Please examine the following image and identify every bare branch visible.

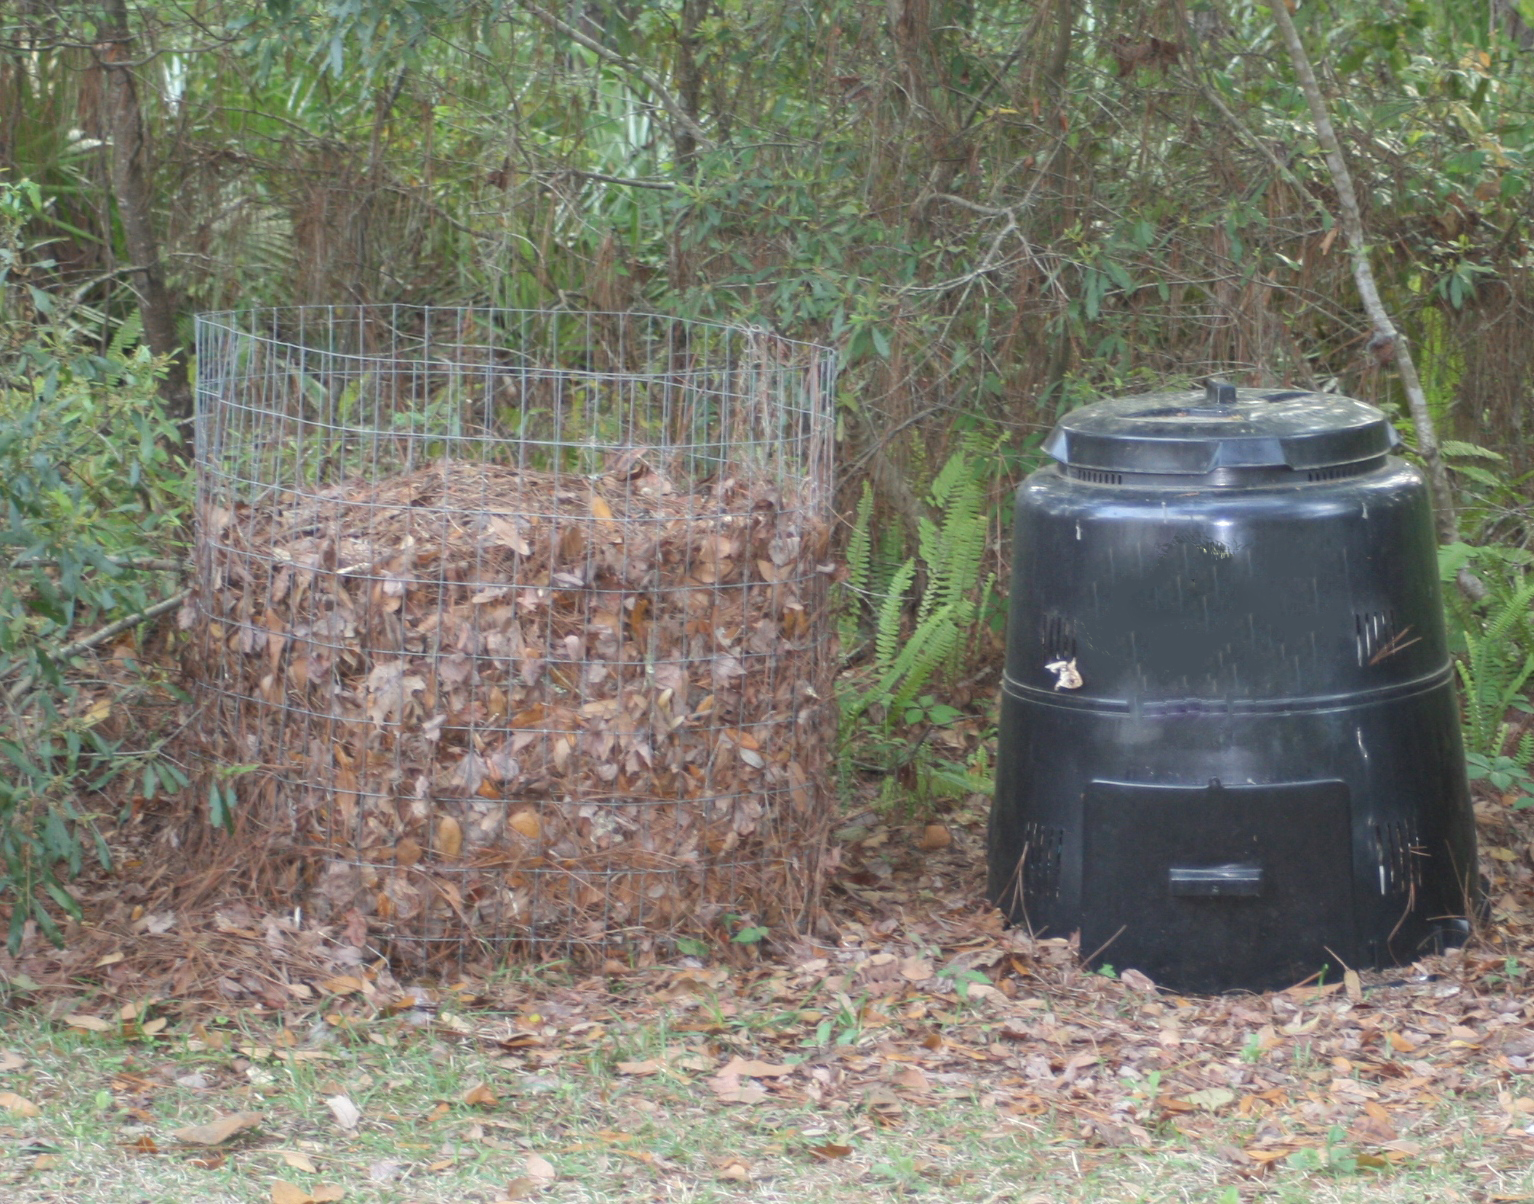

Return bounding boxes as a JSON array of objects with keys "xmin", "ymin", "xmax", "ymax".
[
  {"xmin": 5, "ymin": 589, "xmax": 191, "ymax": 704},
  {"xmin": 519, "ymin": 2, "xmax": 714, "ymax": 155}
]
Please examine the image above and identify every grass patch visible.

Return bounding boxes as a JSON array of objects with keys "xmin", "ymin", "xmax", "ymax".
[{"xmin": 2, "ymin": 962, "xmax": 1533, "ymax": 1203}]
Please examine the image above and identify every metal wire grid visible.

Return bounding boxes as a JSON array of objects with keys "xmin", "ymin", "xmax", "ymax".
[{"xmin": 192, "ymin": 307, "xmax": 836, "ymax": 960}]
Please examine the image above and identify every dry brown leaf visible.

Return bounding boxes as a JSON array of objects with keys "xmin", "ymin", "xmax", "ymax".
[
  {"xmin": 809, "ymin": 1143, "xmax": 852, "ymax": 1160},
  {"xmin": 320, "ymin": 976, "xmax": 367, "ymax": 996},
  {"xmin": 1120, "ymin": 967, "xmax": 1157, "ymax": 992},
  {"xmin": 893, "ymin": 1066, "xmax": 930, "ymax": 1091},
  {"xmin": 1344, "ymin": 968, "xmax": 1363, "ymax": 1003},
  {"xmin": 500, "ymin": 1179, "xmax": 540, "ymax": 1201},
  {"xmin": 615, "ymin": 1059, "xmax": 663, "ymax": 1077},
  {"xmin": 0, "ymin": 1050, "xmax": 25, "ymax": 1072},
  {"xmin": 525, "ymin": 1153, "xmax": 556, "ymax": 1183},
  {"xmin": 899, "ymin": 957, "xmax": 934, "ymax": 982},
  {"xmin": 463, "ymin": 1082, "xmax": 498, "ymax": 1107},
  {"xmin": 172, "ymin": 1111, "xmax": 264, "ymax": 1145},
  {"xmin": 508, "ymin": 809, "xmax": 542, "ymax": 840},
  {"xmin": 271, "ymin": 1177, "xmax": 344, "ymax": 1203},
  {"xmin": 708, "ymin": 1072, "xmax": 767, "ymax": 1105},
  {"xmin": 716, "ymin": 1158, "xmax": 751, "ymax": 1181},
  {"xmin": 437, "ymin": 815, "xmax": 464, "ymax": 858},
  {"xmin": 325, "ymin": 1095, "xmax": 362, "ymax": 1130},
  {"xmin": 280, "ymin": 1150, "xmax": 318, "ymax": 1173},
  {"xmin": 718, "ymin": 1056, "xmax": 791, "ymax": 1078},
  {"xmin": 0, "ymin": 1091, "xmax": 40, "ymax": 1118},
  {"xmin": 272, "ymin": 1183, "xmax": 310, "ymax": 1204},
  {"xmin": 64, "ymin": 1014, "xmax": 113, "ymax": 1033},
  {"xmin": 1184, "ymin": 1087, "xmax": 1236, "ymax": 1111},
  {"xmin": 916, "ymin": 823, "xmax": 952, "ymax": 851}
]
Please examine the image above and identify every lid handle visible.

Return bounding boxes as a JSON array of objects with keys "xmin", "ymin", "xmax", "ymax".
[{"xmin": 1204, "ymin": 378, "xmax": 1237, "ymax": 407}]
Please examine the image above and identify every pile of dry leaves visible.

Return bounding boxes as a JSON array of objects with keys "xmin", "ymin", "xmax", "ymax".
[{"xmin": 188, "ymin": 456, "xmax": 834, "ymax": 963}]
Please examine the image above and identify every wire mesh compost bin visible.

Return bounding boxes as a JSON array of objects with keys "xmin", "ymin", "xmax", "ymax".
[
  {"xmin": 988, "ymin": 381, "xmax": 1479, "ymax": 994},
  {"xmin": 191, "ymin": 307, "xmax": 836, "ymax": 963}
]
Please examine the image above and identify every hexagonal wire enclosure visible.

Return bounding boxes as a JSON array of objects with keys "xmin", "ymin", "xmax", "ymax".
[{"xmin": 191, "ymin": 307, "xmax": 837, "ymax": 966}]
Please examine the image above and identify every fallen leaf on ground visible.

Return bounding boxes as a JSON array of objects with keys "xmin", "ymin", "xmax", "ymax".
[
  {"xmin": 463, "ymin": 1083, "xmax": 497, "ymax": 1107},
  {"xmin": 499, "ymin": 1180, "xmax": 539, "ymax": 1202},
  {"xmin": 615, "ymin": 1059, "xmax": 663, "ymax": 1076},
  {"xmin": 525, "ymin": 1153, "xmax": 556, "ymax": 1183},
  {"xmin": 368, "ymin": 1160, "xmax": 404, "ymax": 1183},
  {"xmin": 718, "ymin": 1056, "xmax": 791, "ymax": 1078},
  {"xmin": 899, "ymin": 957, "xmax": 934, "ymax": 981},
  {"xmin": 708, "ymin": 1072, "xmax": 767, "ymax": 1105},
  {"xmin": 273, "ymin": 1182, "xmax": 345, "ymax": 1204},
  {"xmin": 1120, "ymin": 967, "xmax": 1157, "ymax": 992},
  {"xmin": 63, "ymin": 1014, "xmax": 113, "ymax": 1033},
  {"xmin": 325, "ymin": 1095, "xmax": 361, "ymax": 1130},
  {"xmin": 0, "ymin": 1051, "xmax": 25, "ymax": 1071},
  {"xmin": 809, "ymin": 1143, "xmax": 852, "ymax": 1160},
  {"xmin": 0, "ymin": 1091, "xmax": 40, "ymax": 1117},
  {"xmin": 716, "ymin": 1158, "xmax": 751, "ymax": 1181},
  {"xmin": 917, "ymin": 823, "xmax": 952, "ymax": 851},
  {"xmin": 1184, "ymin": 1088, "xmax": 1236, "ymax": 1112},
  {"xmin": 172, "ymin": 1111, "xmax": 264, "ymax": 1145},
  {"xmin": 279, "ymin": 1150, "xmax": 317, "ymax": 1173}
]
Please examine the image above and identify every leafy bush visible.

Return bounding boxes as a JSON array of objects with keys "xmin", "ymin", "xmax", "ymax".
[{"xmin": 0, "ymin": 177, "xmax": 192, "ymax": 951}]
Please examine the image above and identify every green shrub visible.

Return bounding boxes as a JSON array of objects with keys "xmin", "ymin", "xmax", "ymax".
[{"xmin": 0, "ymin": 177, "xmax": 192, "ymax": 950}]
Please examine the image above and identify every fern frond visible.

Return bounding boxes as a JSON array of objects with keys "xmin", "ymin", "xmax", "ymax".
[
  {"xmin": 106, "ymin": 312, "xmax": 143, "ymax": 362},
  {"xmin": 846, "ymin": 482, "xmax": 874, "ymax": 599},
  {"xmin": 874, "ymin": 558, "xmax": 916, "ymax": 672}
]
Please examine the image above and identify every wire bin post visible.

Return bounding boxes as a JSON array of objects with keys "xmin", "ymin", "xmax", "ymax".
[{"xmin": 190, "ymin": 307, "xmax": 837, "ymax": 967}]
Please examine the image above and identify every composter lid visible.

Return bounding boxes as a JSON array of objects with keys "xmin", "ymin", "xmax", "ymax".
[{"xmin": 1042, "ymin": 382, "xmax": 1402, "ymax": 476}]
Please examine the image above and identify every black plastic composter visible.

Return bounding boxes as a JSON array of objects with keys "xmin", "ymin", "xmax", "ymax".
[{"xmin": 987, "ymin": 381, "xmax": 1479, "ymax": 994}]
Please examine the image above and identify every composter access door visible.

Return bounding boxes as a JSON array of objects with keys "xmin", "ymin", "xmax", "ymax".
[{"xmin": 1080, "ymin": 779, "xmax": 1356, "ymax": 994}]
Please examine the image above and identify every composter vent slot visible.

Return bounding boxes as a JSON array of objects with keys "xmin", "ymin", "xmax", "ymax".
[
  {"xmin": 1068, "ymin": 466, "xmax": 1124, "ymax": 485},
  {"xmin": 1372, "ymin": 820, "xmax": 1420, "ymax": 897},
  {"xmin": 1041, "ymin": 613, "xmax": 1077, "ymax": 662},
  {"xmin": 1019, "ymin": 822, "xmax": 1065, "ymax": 905},
  {"xmin": 1355, "ymin": 610, "xmax": 1397, "ymax": 666},
  {"xmin": 1307, "ymin": 463, "xmax": 1371, "ymax": 483}
]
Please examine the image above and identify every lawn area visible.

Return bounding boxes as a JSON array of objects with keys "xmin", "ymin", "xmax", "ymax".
[{"xmin": 3, "ymin": 801, "xmax": 1534, "ymax": 1203}]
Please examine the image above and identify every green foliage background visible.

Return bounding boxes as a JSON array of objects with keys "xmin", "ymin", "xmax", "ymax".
[{"xmin": 8, "ymin": 0, "xmax": 1534, "ymax": 924}]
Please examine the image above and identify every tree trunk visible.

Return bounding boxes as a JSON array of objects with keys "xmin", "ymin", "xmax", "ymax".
[
  {"xmin": 673, "ymin": 0, "xmax": 705, "ymax": 172},
  {"xmin": 1270, "ymin": 0, "xmax": 1456, "ymax": 541},
  {"xmin": 100, "ymin": 0, "xmax": 192, "ymax": 426}
]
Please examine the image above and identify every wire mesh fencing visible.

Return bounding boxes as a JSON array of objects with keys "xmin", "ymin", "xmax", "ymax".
[{"xmin": 190, "ymin": 307, "xmax": 837, "ymax": 966}]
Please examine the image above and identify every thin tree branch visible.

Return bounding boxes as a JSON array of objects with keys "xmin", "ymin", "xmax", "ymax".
[
  {"xmin": 9, "ymin": 555, "xmax": 185, "ymax": 573},
  {"xmin": 1270, "ymin": 0, "xmax": 1456, "ymax": 541},
  {"xmin": 518, "ymin": 1, "xmax": 715, "ymax": 155},
  {"xmin": 5, "ymin": 588, "xmax": 190, "ymax": 704}
]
